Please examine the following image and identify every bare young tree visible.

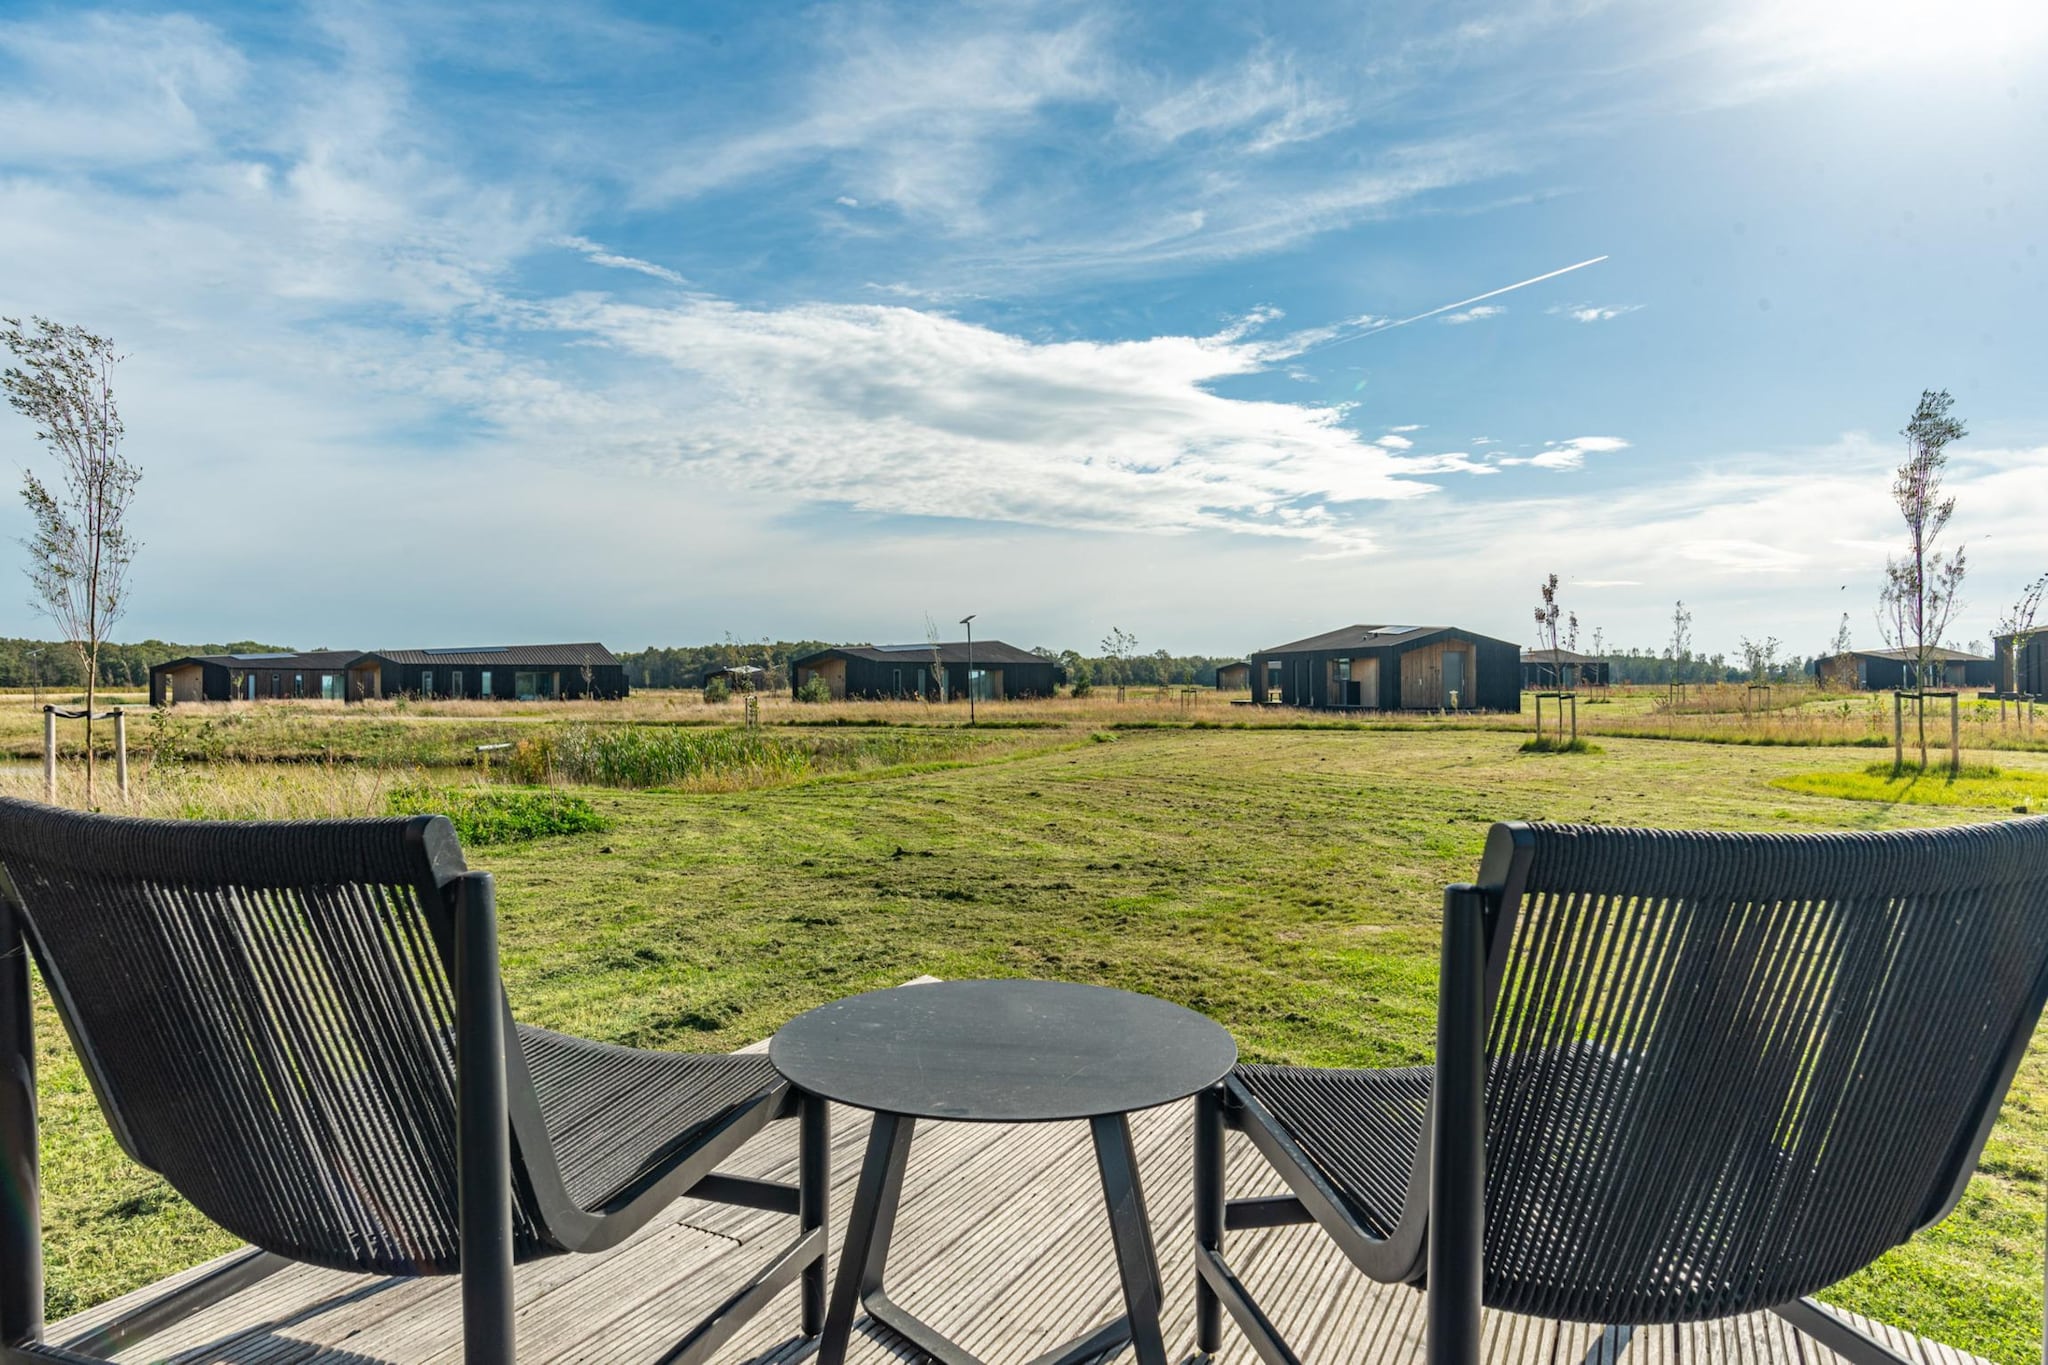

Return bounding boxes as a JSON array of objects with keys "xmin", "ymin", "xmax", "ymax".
[
  {"xmin": 1666, "ymin": 600, "xmax": 1692, "ymax": 689},
  {"xmin": 3, "ymin": 317, "xmax": 142, "ymax": 802},
  {"xmin": 1101, "ymin": 625, "xmax": 1138, "ymax": 701},
  {"xmin": 1877, "ymin": 389, "xmax": 1968, "ymax": 767},
  {"xmin": 1532, "ymin": 574, "xmax": 1565, "ymax": 738},
  {"xmin": 923, "ymin": 613, "xmax": 947, "ymax": 702}
]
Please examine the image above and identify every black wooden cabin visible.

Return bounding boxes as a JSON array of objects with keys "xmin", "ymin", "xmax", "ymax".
[
  {"xmin": 354, "ymin": 644, "xmax": 628, "ymax": 700},
  {"xmin": 1249, "ymin": 624, "xmax": 1521, "ymax": 712},
  {"xmin": 790, "ymin": 641, "xmax": 1060, "ymax": 701},
  {"xmin": 150, "ymin": 650, "xmax": 367, "ymax": 705},
  {"xmin": 1996, "ymin": 633, "xmax": 2047, "ymax": 697},
  {"xmin": 1808, "ymin": 647, "xmax": 1996, "ymax": 691}
]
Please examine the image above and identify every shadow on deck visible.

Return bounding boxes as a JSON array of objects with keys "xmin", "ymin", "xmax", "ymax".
[{"xmin": 48, "ymin": 1092, "xmax": 1989, "ymax": 1365}]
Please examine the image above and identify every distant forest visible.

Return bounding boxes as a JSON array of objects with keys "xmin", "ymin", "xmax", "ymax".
[{"xmin": 0, "ymin": 638, "xmax": 288, "ymax": 689}]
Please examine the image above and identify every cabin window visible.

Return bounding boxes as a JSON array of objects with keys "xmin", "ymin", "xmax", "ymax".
[
  {"xmin": 320, "ymin": 673, "xmax": 339, "ymax": 700},
  {"xmin": 480, "ymin": 670, "xmax": 493, "ymax": 696},
  {"xmin": 969, "ymin": 669, "xmax": 995, "ymax": 702},
  {"xmin": 516, "ymin": 671, "xmax": 554, "ymax": 700},
  {"xmin": 293, "ymin": 672, "xmax": 305, "ymax": 698},
  {"xmin": 451, "ymin": 670, "xmax": 464, "ymax": 698},
  {"xmin": 421, "ymin": 670, "xmax": 434, "ymax": 696},
  {"xmin": 893, "ymin": 667, "xmax": 902, "ymax": 695}
]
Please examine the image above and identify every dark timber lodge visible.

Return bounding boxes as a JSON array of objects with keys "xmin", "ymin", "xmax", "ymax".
[
  {"xmin": 148, "ymin": 643, "xmax": 627, "ymax": 704},
  {"xmin": 790, "ymin": 641, "xmax": 1060, "ymax": 701},
  {"xmin": 1250, "ymin": 623, "xmax": 1521, "ymax": 711}
]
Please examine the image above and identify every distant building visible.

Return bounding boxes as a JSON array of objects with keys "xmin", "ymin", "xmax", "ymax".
[
  {"xmin": 150, "ymin": 650, "xmax": 364, "ymax": 705},
  {"xmin": 790, "ymin": 641, "xmax": 1060, "ymax": 701},
  {"xmin": 1520, "ymin": 648, "xmax": 1612, "ymax": 690},
  {"xmin": 149, "ymin": 642, "xmax": 628, "ymax": 704},
  {"xmin": 1214, "ymin": 661, "xmax": 1252, "ymax": 691},
  {"xmin": 1995, "ymin": 632, "xmax": 2047, "ymax": 697},
  {"xmin": 1808, "ymin": 647, "xmax": 1996, "ymax": 691},
  {"xmin": 1249, "ymin": 624, "xmax": 1521, "ymax": 712}
]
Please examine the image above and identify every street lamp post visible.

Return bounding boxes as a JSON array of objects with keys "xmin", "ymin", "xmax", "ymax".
[{"xmin": 960, "ymin": 614, "xmax": 977, "ymax": 725}]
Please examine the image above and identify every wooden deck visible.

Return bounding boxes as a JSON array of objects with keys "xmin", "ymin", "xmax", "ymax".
[{"xmin": 48, "ymin": 1092, "xmax": 1990, "ymax": 1365}]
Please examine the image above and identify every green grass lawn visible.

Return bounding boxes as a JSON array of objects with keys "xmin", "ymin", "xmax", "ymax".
[
  {"xmin": 1773, "ymin": 761, "xmax": 2048, "ymax": 811},
  {"xmin": 27, "ymin": 729, "xmax": 2048, "ymax": 1363}
]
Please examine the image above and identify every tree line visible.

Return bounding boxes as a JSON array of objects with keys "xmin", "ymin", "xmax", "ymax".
[
  {"xmin": 0, "ymin": 637, "xmax": 287, "ymax": 690},
  {"xmin": 616, "ymin": 640, "xmax": 1245, "ymax": 690}
]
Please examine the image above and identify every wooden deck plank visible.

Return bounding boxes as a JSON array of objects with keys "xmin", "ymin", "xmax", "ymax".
[{"xmin": 52, "ymin": 1097, "xmax": 2001, "ymax": 1365}]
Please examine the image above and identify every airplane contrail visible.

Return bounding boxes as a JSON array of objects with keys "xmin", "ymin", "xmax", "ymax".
[{"xmin": 1292, "ymin": 254, "xmax": 1611, "ymax": 357}]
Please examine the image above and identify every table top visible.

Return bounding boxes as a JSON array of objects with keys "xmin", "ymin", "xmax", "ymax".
[{"xmin": 768, "ymin": 979, "xmax": 1237, "ymax": 1123}]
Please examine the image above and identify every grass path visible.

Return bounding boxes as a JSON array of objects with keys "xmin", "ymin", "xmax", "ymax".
[{"xmin": 28, "ymin": 730, "xmax": 2047, "ymax": 1363}]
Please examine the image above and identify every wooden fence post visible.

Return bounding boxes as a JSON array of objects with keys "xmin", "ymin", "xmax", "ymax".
[
  {"xmin": 41, "ymin": 707, "xmax": 55, "ymax": 804},
  {"xmin": 1892, "ymin": 692, "xmax": 1904, "ymax": 773},
  {"xmin": 113, "ymin": 707, "xmax": 129, "ymax": 801},
  {"xmin": 1949, "ymin": 693, "xmax": 1961, "ymax": 777}
]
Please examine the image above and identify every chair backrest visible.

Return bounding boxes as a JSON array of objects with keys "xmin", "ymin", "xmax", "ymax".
[
  {"xmin": 0, "ymin": 796, "xmax": 510, "ymax": 1275},
  {"xmin": 1473, "ymin": 818, "xmax": 2048, "ymax": 1323}
]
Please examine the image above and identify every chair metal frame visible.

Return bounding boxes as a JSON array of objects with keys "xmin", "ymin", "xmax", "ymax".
[
  {"xmin": 0, "ymin": 803, "xmax": 826, "ymax": 1364},
  {"xmin": 1194, "ymin": 819, "xmax": 2048, "ymax": 1365}
]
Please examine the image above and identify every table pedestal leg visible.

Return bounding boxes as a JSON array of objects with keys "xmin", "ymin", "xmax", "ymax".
[
  {"xmin": 820, "ymin": 1111, "xmax": 1167, "ymax": 1365},
  {"xmin": 1092, "ymin": 1113, "xmax": 1169, "ymax": 1365},
  {"xmin": 820, "ymin": 1111, "xmax": 916, "ymax": 1365}
]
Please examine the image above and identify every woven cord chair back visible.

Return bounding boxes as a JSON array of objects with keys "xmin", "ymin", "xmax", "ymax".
[
  {"xmin": 0, "ymin": 796, "xmax": 529, "ymax": 1275},
  {"xmin": 1478, "ymin": 818, "xmax": 2048, "ymax": 1323}
]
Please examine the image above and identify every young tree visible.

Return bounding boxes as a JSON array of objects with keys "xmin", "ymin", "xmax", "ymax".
[
  {"xmin": 1739, "ymin": 635, "xmax": 1781, "ymax": 687},
  {"xmin": 1532, "ymin": 574, "xmax": 1564, "ymax": 738},
  {"xmin": 3, "ymin": 317, "xmax": 142, "ymax": 802},
  {"xmin": 1876, "ymin": 390, "xmax": 1968, "ymax": 767},
  {"xmin": 1101, "ymin": 626, "xmax": 1138, "ymax": 700},
  {"xmin": 1665, "ymin": 600, "xmax": 1693, "ymax": 688},
  {"xmin": 923, "ymin": 613, "xmax": 947, "ymax": 701}
]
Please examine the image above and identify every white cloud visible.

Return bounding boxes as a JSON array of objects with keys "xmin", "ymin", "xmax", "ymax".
[
  {"xmin": 1375, "ymin": 433, "xmax": 1414, "ymax": 449},
  {"xmin": 1500, "ymin": 436, "xmax": 1630, "ymax": 471},
  {"xmin": 526, "ymin": 295, "xmax": 1454, "ymax": 553},
  {"xmin": 835, "ymin": 195, "xmax": 861, "ymax": 207},
  {"xmin": 1128, "ymin": 50, "xmax": 1351, "ymax": 153},
  {"xmin": 1389, "ymin": 423, "xmax": 1423, "ymax": 432},
  {"xmin": 1550, "ymin": 302, "xmax": 1643, "ymax": 323},
  {"xmin": 1441, "ymin": 304, "xmax": 1506, "ymax": 324},
  {"xmin": 557, "ymin": 236, "xmax": 687, "ymax": 285}
]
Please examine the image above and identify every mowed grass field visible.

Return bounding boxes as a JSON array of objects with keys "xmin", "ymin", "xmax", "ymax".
[{"xmin": 22, "ymin": 725, "xmax": 2048, "ymax": 1364}]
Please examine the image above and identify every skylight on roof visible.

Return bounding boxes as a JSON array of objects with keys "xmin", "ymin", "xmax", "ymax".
[
  {"xmin": 422, "ymin": 646, "xmax": 507, "ymax": 655},
  {"xmin": 875, "ymin": 643, "xmax": 932, "ymax": 652},
  {"xmin": 1365, "ymin": 626, "xmax": 1417, "ymax": 635},
  {"xmin": 230, "ymin": 652, "xmax": 296, "ymax": 660}
]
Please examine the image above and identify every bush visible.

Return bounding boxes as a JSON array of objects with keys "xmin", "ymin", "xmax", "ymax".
[
  {"xmin": 796, "ymin": 676, "xmax": 831, "ymax": 704},
  {"xmin": 385, "ymin": 783, "xmax": 610, "ymax": 844},
  {"xmin": 1519, "ymin": 736, "xmax": 1602, "ymax": 754},
  {"xmin": 703, "ymin": 677, "xmax": 731, "ymax": 703}
]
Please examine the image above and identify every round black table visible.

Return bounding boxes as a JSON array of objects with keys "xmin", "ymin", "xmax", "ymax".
[{"xmin": 772, "ymin": 979, "xmax": 1237, "ymax": 1365}]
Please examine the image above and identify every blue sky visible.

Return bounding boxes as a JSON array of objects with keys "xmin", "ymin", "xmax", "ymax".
[{"xmin": 0, "ymin": 0, "xmax": 2043, "ymax": 658}]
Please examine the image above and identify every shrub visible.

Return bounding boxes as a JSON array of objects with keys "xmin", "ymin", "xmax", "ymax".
[
  {"xmin": 796, "ymin": 676, "xmax": 831, "ymax": 704},
  {"xmin": 703, "ymin": 677, "xmax": 731, "ymax": 704},
  {"xmin": 385, "ymin": 783, "xmax": 610, "ymax": 844},
  {"xmin": 1519, "ymin": 736, "xmax": 1602, "ymax": 754}
]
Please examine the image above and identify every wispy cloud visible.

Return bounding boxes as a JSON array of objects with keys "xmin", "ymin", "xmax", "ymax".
[
  {"xmin": 1442, "ymin": 304, "xmax": 1505, "ymax": 324},
  {"xmin": 558, "ymin": 236, "xmax": 687, "ymax": 285},
  {"xmin": 1499, "ymin": 436, "xmax": 1631, "ymax": 471},
  {"xmin": 1550, "ymin": 302, "xmax": 1643, "ymax": 323}
]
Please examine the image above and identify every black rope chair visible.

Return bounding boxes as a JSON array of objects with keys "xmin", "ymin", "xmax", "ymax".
[
  {"xmin": 1196, "ymin": 818, "xmax": 2048, "ymax": 1365},
  {"xmin": 0, "ymin": 797, "xmax": 827, "ymax": 1364}
]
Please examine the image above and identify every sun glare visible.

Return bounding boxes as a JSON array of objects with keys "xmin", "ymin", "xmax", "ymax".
[{"xmin": 1761, "ymin": 0, "xmax": 2048, "ymax": 71}]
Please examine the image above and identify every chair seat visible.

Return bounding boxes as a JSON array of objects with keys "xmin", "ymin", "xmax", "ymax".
[
  {"xmin": 518, "ymin": 1026, "xmax": 784, "ymax": 1211},
  {"xmin": 1235, "ymin": 1062, "xmax": 1431, "ymax": 1239}
]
